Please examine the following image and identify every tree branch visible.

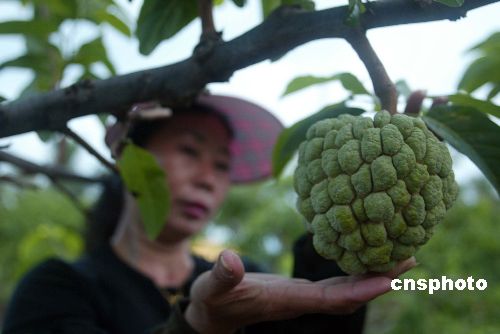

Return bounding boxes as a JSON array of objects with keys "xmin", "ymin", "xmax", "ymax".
[
  {"xmin": 0, "ymin": 175, "xmax": 38, "ymax": 189},
  {"xmin": 346, "ymin": 27, "xmax": 398, "ymax": 114},
  {"xmin": 0, "ymin": 0, "xmax": 497, "ymax": 138},
  {"xmin": 0, "ymin": 150, "xmax": 104, "ymax": 184}
]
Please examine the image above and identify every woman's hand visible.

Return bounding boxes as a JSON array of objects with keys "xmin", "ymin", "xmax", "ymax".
[{"xmin": 185, "ymin": 249, "xmax": 416, "ymax": 334}]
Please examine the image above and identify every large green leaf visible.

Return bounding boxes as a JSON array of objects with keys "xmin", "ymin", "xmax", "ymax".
[
  {"xmin": 458, "ymin": 56, "xmax": 500, "ymax": 93},
  {"xmin": 458, "ymin": 32, "xmax": 500, "ymax": 94},
  {"xmin": 272, "ymin": 104, "xmax": 365, "ymax": 178},
  {"xmin": 469, "ymin": 31, "xmax": 500, "ymax": 56},
  {"xmin": 282, "ymin": 73, "xmax": 370, "ymax": 97},
  {"xmin": 118, "ymin": 143, "xmax": 170, "ymax": 239},
  {"xmin": 136, "ymin": 0, "xmax": 198, "ymax": 55},
  {"xmin": 448, "ymin": 94, "xmax": 500, "ymax": 118},
  {"xmin": 434, "ymin": 0, "xmax": 464, "ymax": 7},
  {"xmin": 423, "ymin": 105, "xmax": 500, "ymax": 195}
]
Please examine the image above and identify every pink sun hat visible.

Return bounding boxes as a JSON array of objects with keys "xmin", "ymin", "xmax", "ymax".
[
  {"xmin": 106, "ymin": 93, "xmax": 284, "ymax": 184},
  {"xmin": 196, "ymin": 93, "xmax": 284, "ymax": 183}
]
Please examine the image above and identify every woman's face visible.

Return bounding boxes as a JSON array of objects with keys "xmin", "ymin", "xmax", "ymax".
[{"xmin": 143, "ymin": 112, "xmax": 232, "ymax": 243}]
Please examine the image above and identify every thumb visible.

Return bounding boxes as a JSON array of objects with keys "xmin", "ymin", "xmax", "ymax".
[{"xmin": 206, "ymin": 249, "xmax": 245, "ymax": 297}]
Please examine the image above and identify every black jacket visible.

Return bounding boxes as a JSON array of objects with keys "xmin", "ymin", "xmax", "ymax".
[{"xmin": 2, "ymin": 235, "xmax": 365, "ymax": 334}]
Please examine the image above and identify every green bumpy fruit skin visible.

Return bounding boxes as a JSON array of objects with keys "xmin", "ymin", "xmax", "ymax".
[{"xmin": 294, "ymin": 111, "xmax": 458, "ymax": 275}]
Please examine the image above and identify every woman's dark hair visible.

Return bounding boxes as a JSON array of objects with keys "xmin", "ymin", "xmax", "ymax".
[
  {"xmin": 84, "ymin": 104, "xmax": 233, "ymax": 253},
  {"xmin": 128, "ymin": 103, "xmax": 234, "ymax": 146},
  {"xmin": 85, "ymin": 173, "xmax": 124, "ymax": 253}
]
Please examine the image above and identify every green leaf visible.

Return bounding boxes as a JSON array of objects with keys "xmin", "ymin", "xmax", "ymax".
[
  {"xmin": 433, "ymin": 0, "xmax": 464, "ymax": 7},
  {"xmin": 71, "ymin": 36, "xmax": 116, "ymax": 75},
  {"xmin": 261, "ymin": 0, "xmax": 282, "ymax": 18},
  {"xmin": 282, "ymin": 75, "xmax": 332, "ymax": 96},
  {"xmin": 0, "ymin": 20, "xmax": 59, "ymax": 37},
  {"xmin": 118, "ymin": 143, "xmax": 170, "ymax": 239},
  {"xmin": 282, "ymin": 73, "xmax": 370, "ymax": 97},
  {"xmin": 0, "ymin": 47, "xmax": 64, "ymax": 78},
  {"xmin": 95, "ymin": 10, "xmax": 131, "ymax": 37},
  {"xmin": 346, "ymin": 0, "xmax": 365, "ymax": 25},
  {"xmin": 458, "ymin": 56, "xmax": 500, "ymax": 93},
  {"xmin": 0, "ymin": 54, "xmax": 43, "ymax": 71},
  {"xmin": 448, "ymin": 94, "xmax": 500, "ymax": 118},
  {"xmin": 272, "ymin": 104, "xmax": 365, "ymax": 178},
  {"xmin": 23, "ymin": 70, "xmax": 60, "ymax": 94},
  {"xmin": 423, "ymin": 105, "xmax": 500, "ymax": 196},
  {"xmin": 469, "ymin": 32, "xmax": 500, "ymax": 56},
  {"xmin": 25, "ymin": 36, "xmax": 52, "ymax": 55},
  {"xmin": 338, "ymin": 73, "xmax": 370, "ymax": 95},
  {"xmin": 487, "ymin": 84, "xmax": 500, "ymax": 100},
  {"xmin": 34, "ymin": 0, "xmax": 78, "ymax": 18},
  {"xmin": 37, "ymin": 130, "xmax": 56, "ymax": 142},
  {"xmin": 96, "ymin": 113, "xmax": 109, "ymax": 126},
  {"xmin": 136, "ymin": 0, "xmax": 198, "ymax": 55},
  {"xmin": 0, "ymin": 95, "xmax": 6, "ymax": 103}
]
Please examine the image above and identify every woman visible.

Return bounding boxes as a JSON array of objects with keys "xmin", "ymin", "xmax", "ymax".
[{"xmin": 2, "ymin": 94, "xmax": 415, "ymax": 334}]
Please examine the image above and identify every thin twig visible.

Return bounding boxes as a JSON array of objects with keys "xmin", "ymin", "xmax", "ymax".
[
  {"xmin": 0, "ymin": 150, "xmax": 104, "ymax": 184},
  {"xmin": 345, "ymin": 27, "xmax": 398, "ymax": 114},
  {"xmin": 62, "ymin": 126, "xmax": 118, "ymax": 174}
]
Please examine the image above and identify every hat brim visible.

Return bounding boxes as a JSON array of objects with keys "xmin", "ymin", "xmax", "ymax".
[{"xmin": 197, "ymin": 94, "xmax": 284, "ymax": 184}]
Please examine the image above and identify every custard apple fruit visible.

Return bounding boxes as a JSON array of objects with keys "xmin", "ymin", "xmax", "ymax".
[{"xmin": 294, "ymin": 110, "xmax": 458, "ymax": 275}]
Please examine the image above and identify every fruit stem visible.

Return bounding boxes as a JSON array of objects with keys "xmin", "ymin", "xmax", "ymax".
[
  {"xmin": 346, "ymin": 27, "xmax": 398, "ymax": 114},
  {"xmin": 198, "ymin": 0, "xmax": 220, "ymax": 41},
  {"xmin": 194, "ymin": 0, "xmax": 223, "ymax": 61}
]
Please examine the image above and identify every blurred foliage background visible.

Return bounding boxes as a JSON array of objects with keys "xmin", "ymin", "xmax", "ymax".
[
  {"xmin": 1, "ymin": 0, "xmax": 499, "ymax": 332},
  {"xmin": 1, "ymin": 174, "xmax": 499, "ymax": 332}
]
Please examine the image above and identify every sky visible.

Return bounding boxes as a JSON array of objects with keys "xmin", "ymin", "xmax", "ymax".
[{"xmin": 0, "ymin": 0, "xmax": 499, "ymax": 189}]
